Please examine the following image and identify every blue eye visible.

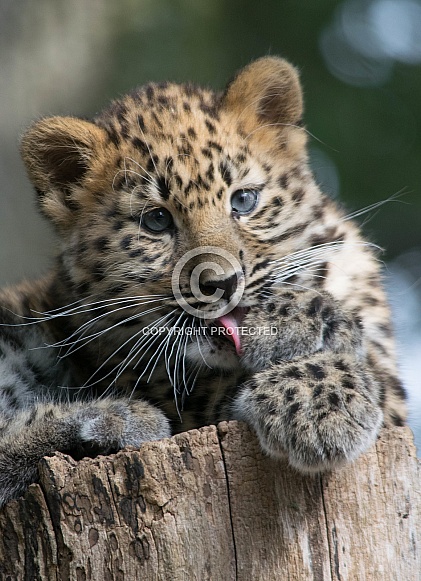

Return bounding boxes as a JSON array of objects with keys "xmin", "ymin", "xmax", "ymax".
[
  {"xmin": 141, "ymin": 208, "xmax": 174, "ymax": 232},
  {"xmin": 230, "ymin": 189, "xmax": 259, "ymax": 215}
]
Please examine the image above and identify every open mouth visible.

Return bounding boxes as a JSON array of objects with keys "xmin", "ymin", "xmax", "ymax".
[{"xmin": 206, "ymin": 306, "xmax": 250, "ymax": 356}]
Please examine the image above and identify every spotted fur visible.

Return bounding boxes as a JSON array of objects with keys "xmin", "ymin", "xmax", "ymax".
[{"xmin": 0, "ymin": 57, "xmax": 405, "ymax": 506}]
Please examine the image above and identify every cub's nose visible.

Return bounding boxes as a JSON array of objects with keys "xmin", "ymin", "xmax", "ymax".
[{"xmin": 199, "ymin": 272, "xmax": 242, "ymax": 301}]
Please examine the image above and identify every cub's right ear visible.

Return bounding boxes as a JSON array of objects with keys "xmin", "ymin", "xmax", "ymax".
[{"xmin": 21, "ymin": 116, "xmax": 108, "ymax": 230}]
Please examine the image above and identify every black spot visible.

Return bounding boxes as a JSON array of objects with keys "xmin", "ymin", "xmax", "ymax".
[
  {"xmin": 157, "ymin": 95, "xmax": 169, "ymax": 107},
  {"xmin": 205, "ymin": 163, "xmax": 215, "ymax": 182},
  {"xmin": 334, "ymin": 360, "xmax": 350, "ymax": 373},
  {"xmin": 199, "ymin": 100, "xmax": 218, "ymax": 119},
  {"xmin": 208, "ymin": 140, "xmax": 223, "ymax": 153},
  {"xmin": 219, "ymin": 161, "xmax": 232, "ymax": 187},
  {"xmin": 164, "ymin": 156, "xmax": 174, "ymax": 172},
  {"xmin": 390, "ymin": 412, "xmax": 405, "ymax": 427},
  {"xmin": 151, "ymin": 112, "xmax": 163, "ymax": 129},
  {"xmin": 187, "ymin": 127, "xmax": 197, "ymax": 139},
  {"xmin": 378, "ymin": 322, "xmax": 393, "ymax": 336},
  {"xmin": 146, "ymin": 155, "xmax": 160, "ymax": 174},
  {"xmin": 116, "ymin": 103, "xmax": 128, "ymax": 122},
  {"xmin": 284, "ymin": 387, "xmax": 296, "ymax": 402},
  {"xmin": 183, "ymin": 101, "xmax": 191, "ymax": 112},
  {"xmin": 249, "ymin": 259, "xmax": 270, "ymax": 277},
  {"xmin": 284, "ymin": 366, "xmax": 304, "ymax": 380},
  {"xmin": 266, "ymin": 303, "xmax": 276, "ymax": 313},
  {"xmin": 95, "ymin": 237, "xmax": 109, "ymax": 253},
  {"xmin": 313, "ymin": 384, "xmax": 323, "ymax": 398},
  {"xmin": 292, "ymin": 188, "xmax": 305, "ymax": 204},
  {"xmin": 132, "ymin": 137, "xmax": 149, "ymax": 156},
  {"xmin": 178, "ymin": 140, "xmax": 193, "ymax": 157},
  {"xmin": 196, "ymin": 175, "xmax": 210, "ymax": 191},
  {"xmin": 278, "ymin": 305, "xmax": 288, "ymax": 317},
  {"xmin": 78, "ymin": 281, "xmax": 90, "ymax": 295},
  {"xmin": 174, "ymin": 174, "xmax": 183, "ymax": 189},
  {"xmin": 321, "ymin": 304, "xmax": 334, "ymax": 320},
  {"xmin": 269, "ymin": 222, "xmax": 309, "ymax": 244},
  {"xmin": 120, "ymin": 235, "xmax": 133, "ymax": 250},
  {"xmin": 113, "ymin": 220, "xmax": 124, "ymax": 231},
  {"xmin": 216, "ymin": 188, "xmax": 224, "ymax": 200},
  {"xmin": 328, "ymin": 393, "xmax": 340, "ymax": 408},
  {"xmin": 137, "ymin": 114, "xmax": 146, "ymax": 132},
  {"xmin": 201, "ymin": 147, "xmax": 213, "ymax": 159},
  {"xmin": 279, "ymin": 173, "xmax": 289, "ymax": 189},
  {"xmin": 129, "ymin": 249, "xmax": 143, "ymax": 258},
  {"xmin": 364, "ymin": 295, "xmax": 379, "ymax": 306},
  {"xmin": 146, "ymin": 85, "xmax": 154, "ymax": 101},
  {"xmin": 390, "ymin": 376, "xmax": 406, "ymax": 399},
  {"xmin": 184, "ymin": 180, "xmax": 195, "ymax": 197},
  {"xmin": 109, "ymin": 283, "xmax": 127, "ymax": 295},
  {"xmin": 274, "ymin": 196, "xmax": 283, "ymax": 208},
  {"xmin": 205, "ymin": 120, "xmax": 216, "ymax": 134},
  {"xmin": 255, "ymin": 393, "xmax": 269, "ymax": 403},
  {"xmin": 286, "ymin": 402, "xmax": 301, "ymax": 421},
  {"xmin": 156, "ymin": 176, "xmax": 171, "ymax": 200},
  {"xmin": 307, "ymin": 296, "xmax": 323, "ymax": 317},
  {"xmin": 306, "ymin": 363, "xmax": 326, "ymax": 380},
  {"xmin": 104, "ymin": 125, "xmax": 120, "ymax": 146}
]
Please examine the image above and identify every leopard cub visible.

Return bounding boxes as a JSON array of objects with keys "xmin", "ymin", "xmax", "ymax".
[{"xmin": 0, "ymin": 56, "xmax": 405, "ymax": 506}]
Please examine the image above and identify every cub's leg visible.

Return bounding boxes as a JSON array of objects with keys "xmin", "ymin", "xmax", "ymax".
[
  {"xmin": 232, "ymin": 290, "xmax": 383, "ymax": 472},
  {"xmin": 0, "ymin": 399, "xmax": 170, "ymax": 506}
]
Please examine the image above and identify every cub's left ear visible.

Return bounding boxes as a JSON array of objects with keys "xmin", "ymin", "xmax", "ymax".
[
  {"xmin": 21, "ymin": 116, "xmax": 108, "ymax": 230},
  {"xmin": 221, "ymin": 56, "xmax": 303, "ymax": 128}
]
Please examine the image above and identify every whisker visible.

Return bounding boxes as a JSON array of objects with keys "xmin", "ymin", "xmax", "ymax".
[
  {"xmin": 341, "ymin": 190, "xmax": 409, "ymax": 224},
  {"xmin": 45, "ymin": 303, "xmax": 166, "ymax": 357},
  {"xmin": 84, "ymin": 310, "xmax": 178, "ymax": 391},
  {"xmin": 113, "ymin": 312, "xmax": 179, "ymax": 392}
]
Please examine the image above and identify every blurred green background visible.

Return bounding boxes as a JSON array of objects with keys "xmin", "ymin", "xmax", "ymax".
[{"xmin": 0, "ymin": 0, "xmax": 420, "ymax": 439}]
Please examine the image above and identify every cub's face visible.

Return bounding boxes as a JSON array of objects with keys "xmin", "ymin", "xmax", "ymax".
[{"xmin": 21, "ymin": 58, "xmax": 329, "ymax": 371}]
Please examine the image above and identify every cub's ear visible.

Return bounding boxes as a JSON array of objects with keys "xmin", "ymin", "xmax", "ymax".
[
  {"xmin": 221, "ymin": 56, "xmax": 303, "ymax": 129},
  {"xmin": 21, "ymin": 117, "xmax": 108, "ymax": 229}
]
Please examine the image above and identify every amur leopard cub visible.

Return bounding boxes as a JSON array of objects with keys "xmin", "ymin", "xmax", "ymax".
[{"xmin": 0, "ymin": 57, "xmax": 405, "ymax": 506}]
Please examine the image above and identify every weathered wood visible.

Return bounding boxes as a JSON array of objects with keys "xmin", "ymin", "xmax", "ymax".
[{"xmin": 0, "ymin": 423, "xmax": 419, "ymax": 580}]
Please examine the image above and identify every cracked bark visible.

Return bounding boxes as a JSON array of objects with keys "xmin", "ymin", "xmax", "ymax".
[{"xmin": 0, "ymin": 422, "xmax": 420, "ymax": 581}]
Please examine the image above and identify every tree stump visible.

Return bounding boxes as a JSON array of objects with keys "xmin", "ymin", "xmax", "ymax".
[{"xmin": 0, "ymin": 422, "xmax": 419, "ymax": 580}]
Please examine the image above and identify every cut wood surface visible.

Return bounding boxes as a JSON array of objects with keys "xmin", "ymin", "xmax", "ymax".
[{"xmin": 0, "ymin": 422, "xmax": 419, "ymax": 580}]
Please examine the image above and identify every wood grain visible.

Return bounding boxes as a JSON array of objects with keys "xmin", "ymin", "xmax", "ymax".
[{"xmin": 0, "ymin": 423, "xmax": 419, "ymax": 580}]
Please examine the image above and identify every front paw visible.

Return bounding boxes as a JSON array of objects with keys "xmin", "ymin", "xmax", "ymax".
[
  {"xmin": 232, "ymin": 353, "xmax": 383, "ymax": 472},
  {"xmin": 240, "ymin": 289, "xmax": 363, "ymax": 372},
  {"xmin": 72, "ymin": 399, "xmax": 171, "ymax": 459}
]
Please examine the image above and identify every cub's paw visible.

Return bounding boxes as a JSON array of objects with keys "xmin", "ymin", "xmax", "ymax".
[
  {"xmin": 232, "ymin": 352, "xmax": 383, "ymax": 472},
  {"xmin": 70, "ymin": 399, "xmax": 171, "ymax": 459},
  {"xmin": 0, "ymin": 398, "xmax": 170, "ymax": 506},
  {"xmin": 240, "ymin": 289, "xmax": 363, "ymax": 372}
]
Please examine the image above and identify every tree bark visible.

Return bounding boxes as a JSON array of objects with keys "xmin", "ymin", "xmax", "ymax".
[{"xmin": 0, "ymin": 423, "xmax": 419, "ymax": 580}]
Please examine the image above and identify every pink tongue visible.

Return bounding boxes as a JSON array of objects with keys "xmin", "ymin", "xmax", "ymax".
[{"xmin": 216, "ymin": 313, "xmax": 242, "ymax": 356}]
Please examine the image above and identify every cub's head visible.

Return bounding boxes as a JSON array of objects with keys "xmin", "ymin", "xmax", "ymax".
[{"xmin": 21, "ymin": 57, "xmax": 331, "ymax": 372}]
